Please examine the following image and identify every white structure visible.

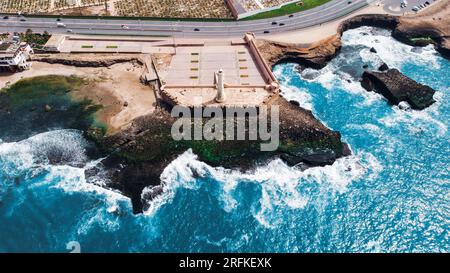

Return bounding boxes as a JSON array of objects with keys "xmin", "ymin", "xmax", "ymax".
[
  {"xmin": 215, "ymin": 68, "xmax": 226, "ymax": 103},
  {"xmin": 43, "ymin": 34, "xmax": 66, "ymax": 52},
  {"xmin": 0, "ymin": 41, "xmax": 33, "ymax": 71}
]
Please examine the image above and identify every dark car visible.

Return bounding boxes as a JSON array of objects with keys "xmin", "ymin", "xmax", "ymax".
[
  {"xmin": 271, "ymin": 21, "xmax": 277, "ymax": 25},
  {"xmin": 3, "ymin": 15, "xmax": 9, "ymax": 19},
  {"xmin": 56, "ymin": 18, "xmax": 61, "ymax": 21},
  {"xmin": 288, "ymin": 14, "xmax": 294, "ymax": 18},
  {"xmin": 20, "ymin": 18, "xmax": 26, "ymax": 21},
  {"xmin": 194, "ymin": 28, "xmax": 200, "ymax": 31},
  {"xmin": 263, "ymin": 30, "xmax": 270, "ymax": 34},
  {"xmin": 279, "ymin": 23, "xmax": 285, "ymax": 26}
]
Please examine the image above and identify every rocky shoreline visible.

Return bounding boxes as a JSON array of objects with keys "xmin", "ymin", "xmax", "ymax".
[
  {"xmin": 3, "ymin": 5, "xmax": 448, "ymax": 214},
  {"xmin": 256, "ymin": 5, "xmax": 449, "ymax": 111},
  {"xmin": 0, "ymin": 73, "xmax": 350, "ymax": 214},
  {"xmin": 256, "ymin": 35, "xmax": 342, "ymax": 69},
  {"xmin": 257, "ymin": 1, "xmax": 450, "ymax": 67}
]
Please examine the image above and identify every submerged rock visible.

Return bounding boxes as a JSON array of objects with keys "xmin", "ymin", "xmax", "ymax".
[{"xmin": 361, "ymin": 69, "xmax": 436, "ymax": 110}]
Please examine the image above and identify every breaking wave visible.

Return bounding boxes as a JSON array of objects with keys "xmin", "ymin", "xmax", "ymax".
[
  {"xmin": 1, "ymin": 26, "xmax": 449, "ymax": 252},
  {"xmin": 143, "ymin": 149, "xmax": 381, "ymax": 227},
  {"xmin": 0, "ymin": 129, "xmax": 127, "ymax": 210}
]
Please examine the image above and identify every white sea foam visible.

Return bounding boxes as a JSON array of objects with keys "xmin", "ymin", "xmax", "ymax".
[
  {"xmin": 280, "ymin": 83, "xmax": 313, "ymax": 111},
  {"xmin": 288, "ymin": 26, "xmax": 442, "ymax": 108},
  {"xmin": 143, "ymin": 149, "xmax": 382, "ymax": 227},
  {"xmin": 273, "ymin": 65, "xmax": 313, "ymax": 111},
  {"xmin": 0, "ymin": 129, "xmax": 129, "ymax": 212},
  {"xmin": 342, "ymin": 26, "xmax": 440, "ymax": 69},
  {"xmin": 380, "ymin": 96, "xmax": 447, "ymax": 136}
]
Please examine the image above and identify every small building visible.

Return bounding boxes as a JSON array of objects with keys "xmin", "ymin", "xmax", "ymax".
[
  {"xmin": 43, "ymin": 34, "xmax": 66, "ymax": 52},
  {"xmin": 0, "ymin": 41, "xmax": 33, "ymax": 72}
]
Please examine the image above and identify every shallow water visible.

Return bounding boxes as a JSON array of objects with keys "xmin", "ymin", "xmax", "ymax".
[{"xmin": 0, "ymin": 27, "xmax": 449, "ymax": 252}]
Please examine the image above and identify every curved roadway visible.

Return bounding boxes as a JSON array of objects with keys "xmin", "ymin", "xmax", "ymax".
[{"xmin": 0, "ymin": 0, "xmax": 370, "ymax": 37}]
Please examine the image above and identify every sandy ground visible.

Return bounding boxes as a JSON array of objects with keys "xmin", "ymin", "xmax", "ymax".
[
  {"xmin": 401, "ymin": 0, "xmax": 450, "ymax": 33},
  {"xmin": 265, "ymin": 3, "xmax": 390, "ymax": 44},
  {"xmin": 0, "ymin": 61, "xmax": 156, "ymax": 133}
]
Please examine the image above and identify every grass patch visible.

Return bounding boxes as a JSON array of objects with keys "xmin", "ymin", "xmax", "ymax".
[
  {"xmin": 190, "ymin": 76, "xmax": 199, "ymax": 79},
  {"xmin": 81, "ymin": 45, "xmax": 94, "ymax": 48},
  {"xmin": 240, "ymin": 75, "xmax": 249, "ymax": 78},
  {"xmin": 106, "ymin": 45, "xmax": 118, "ymax": 49},
  {"xmin": 242, "ymin": 0, "xmax": 331, "ymax": 20},
  {"xmin": 190, "ymin": 68, "xmax": 199, "ymax": 71},
  {"xmin": 191, "ymin": 60, "xmax": 199, "ymax": 63}
]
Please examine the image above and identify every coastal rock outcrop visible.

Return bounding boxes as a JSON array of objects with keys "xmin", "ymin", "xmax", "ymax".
[
  {"xmin": 256, "ymin": 35, "xmax": 342, "ymax": 69},
  {"xmin": 87, "ymin": 96, "xmax": 350, "ymax": 213},
  {"xmin": 361, "ymin": 69, "xmax": 436, "ymax": 110},
  {"xmin": 337, "ymin": 14, "xmax": 399, "ymax": 34},
  {"xmin": 378, "ymin": 63, "xmax": 389, "ymax": 72},
  {"xmin": 338, "ymin": 1, "xmax": 450, "ymax": 60}
]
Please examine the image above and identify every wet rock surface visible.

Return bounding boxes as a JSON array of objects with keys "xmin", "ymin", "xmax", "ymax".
[{"xmin": 361, "ymin": 69, "xmax": 436, "ymax": 110}]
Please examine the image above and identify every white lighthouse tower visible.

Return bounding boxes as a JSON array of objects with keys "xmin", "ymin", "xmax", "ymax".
[{"xmin": 215, "ymin": 68, "xmax": 226, "ymax": 103}]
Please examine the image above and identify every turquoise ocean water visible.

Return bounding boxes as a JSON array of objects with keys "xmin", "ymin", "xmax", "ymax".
[{"xmin": 0, "ymin": 27, "xmax": 449, "ymax": 252}]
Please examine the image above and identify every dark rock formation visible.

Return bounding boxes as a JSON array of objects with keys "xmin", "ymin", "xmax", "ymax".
[
  {"xmin": 87, "ymin": 96, "xmax": 350, "ymax": 213},
  {"xmin": 360, "ymin": 76, "xmax": 373, "ymax": 91},
  {"xmin": 361, "ymin": 69, "xmax": 436, "ymax": 110},
  {"xmin": 370, "ymin": 47, "xmax": 377, "ymax": 53},
  {"xmin": 378, "ymin": 63, "xmax": 389, "ymax": 71}
]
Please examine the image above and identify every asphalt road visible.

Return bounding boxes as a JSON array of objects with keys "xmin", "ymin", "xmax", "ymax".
[{"xmin": 0, "ymin": 0, "xmax": 370, "ymax": 37}]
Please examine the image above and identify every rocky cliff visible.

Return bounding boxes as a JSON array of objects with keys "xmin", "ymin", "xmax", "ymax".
[
  {"xmin": 86, "ymin": 96, "xmax": 350, "ymax": 213},
  {"xmin": 361, "ymin": 69, "xmax": 436, "ymax": 110},
  {"xmin": 257, "ymin": 2, "xmax": 450, "ymax": 70}
]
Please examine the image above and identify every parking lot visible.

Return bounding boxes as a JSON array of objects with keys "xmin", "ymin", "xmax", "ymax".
[{"xmin": 383, "ymin": 0, "xmax": 438, "ymax": 14}]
